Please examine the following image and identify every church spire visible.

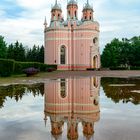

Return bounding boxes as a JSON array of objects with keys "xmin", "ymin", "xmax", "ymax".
[
  {"xmin": 44, "ymin": 113, "xmax": 47, "ymax": 127},
  {"xmin": 44, "ymin": 16, "xmax": 47, "ymax": 28},
  {"xmin": 55, "ymin": 0, "xmax": 57, "ymax": 4}
]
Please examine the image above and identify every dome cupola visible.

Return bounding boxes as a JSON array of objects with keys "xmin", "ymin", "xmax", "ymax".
[
  {"xmin": 51, "ymin": 0, "xmax": 62, "ymax": 21},
  {"xmin": 67, "ymin": 0, "xmax": 78, "ymax": 20},
  {"xmin": 67, "ymin": 0, "xmax": 77, "ymax": 6},
  {"xmin": 51, "ymin": 0, "xmax": 62, "ymax": 11},
  {"xmin": 83, "ymin": 0, "xmax": 93, "ymax": 11},
  {"xmin": 82, "ymin": 0, "xmax": 94, "ymax": 21}
]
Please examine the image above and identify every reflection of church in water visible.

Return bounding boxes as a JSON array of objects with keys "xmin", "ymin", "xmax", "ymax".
[{"xmin": 44, "ymin": 77, "xmax": 100, "ymax": 140}]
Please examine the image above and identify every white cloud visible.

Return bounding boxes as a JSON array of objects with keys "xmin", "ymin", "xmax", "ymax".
[
  {"xmin": 16, "ymin": 0, "xmax": 49, "ymax": 10},
  {"xmin": 0, "ymin": 0, "xmax": 140, "ymax": 52}
]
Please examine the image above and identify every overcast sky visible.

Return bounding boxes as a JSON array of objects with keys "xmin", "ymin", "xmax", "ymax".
[{"xmin": 0, "ymin": 0, "xmax": 140, "ymax": 53}]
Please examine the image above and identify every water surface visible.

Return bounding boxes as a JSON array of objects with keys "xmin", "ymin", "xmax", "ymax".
[{"xmin": 0, "ymin": 77, "xmax": 140, "ymax": 140}]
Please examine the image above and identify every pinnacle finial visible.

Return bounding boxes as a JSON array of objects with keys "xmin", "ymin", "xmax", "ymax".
[
  {"xmin": 44, "ymin": 16, "xmax": 47, "ymax": 27},
  {"xmin": 55, "ymin": 0, "xmax": 57, "ymax": 4},
  {"xmin": 87, "ymin": 0, "xmax": 89, "ymax": 4},
  {"xmin": 44, "ymin": 114, "xmax": 47, "ymax": 127}
]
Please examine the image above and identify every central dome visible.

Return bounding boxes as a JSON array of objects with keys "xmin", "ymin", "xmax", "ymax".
[{"xmin": 68, "ymin": 0, "xmax": 77, "ymax": 6}]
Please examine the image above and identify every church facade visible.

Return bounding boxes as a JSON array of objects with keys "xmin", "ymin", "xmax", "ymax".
[{"xmin": 44, "ymin": 0, "xmax": 100, "ymax": 70}]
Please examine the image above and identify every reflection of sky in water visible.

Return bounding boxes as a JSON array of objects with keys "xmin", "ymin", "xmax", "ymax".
[
  {"xmin": 0, "ymin": 77, "xmax": 140, "ymax": 140},
  {"xmin": 97, "ymin": 87, "xmax": 140, "ymax": 140}
]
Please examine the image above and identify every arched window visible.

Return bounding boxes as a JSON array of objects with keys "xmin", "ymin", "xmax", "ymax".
[
  {"xmin": 90, "ymin": 16, "xmax": 92, "ymax": 20},
  {"xmin": 93, "ymin": 56, "xmax": 98, "ymax": 69},
  {"xmin": 75, "ymin": 11, "xmax": 77, "ymax": 17},
  {"xmin": 93, "ymin": 37, "xmax": 98, "ymax": 45},
  {"xmin": 93, "ymin": 97, "xmax": 99, "ymax": 106},
  {"xmin": 53, "ymin": 14, "xmax": 55, "ymax": 19},
  {"xmin": 60, "ymin": 79, "xmax": 66, "ymax": 98},
  {"xmin": 60, "ymin": 46, "xmax": 66, "ymax": 64},
  {"xmin": 93, "ymin": 77, "xmax": 98, "ymax": 88},
  {"xmin": 58, "ymin": 14, "xmax": 60, "ymax": 19}
]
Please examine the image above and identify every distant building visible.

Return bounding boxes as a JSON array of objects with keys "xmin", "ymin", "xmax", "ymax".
[
  {"xmin": 44, "ymin": 0, "xmax": 100, "ymax": 70},
  {"xmin": 44, "ymin": 77, "xmax": 100, "ymax": 139}
]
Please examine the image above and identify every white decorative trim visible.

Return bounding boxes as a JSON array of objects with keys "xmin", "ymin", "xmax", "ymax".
[
  {"xmin": 46, "ymin": 103, "xmax": 98, "ymax": 106},
  {"xmin": 46, "ymin": 110, "xmax": 99, "ymax": 114},
  {"xmin": 46, "ymin": 37, "xmax": 93, "ymax": 41},
  {"xmin": 46, "ymin": 30, "xmax": 98, "ymax": 34}
]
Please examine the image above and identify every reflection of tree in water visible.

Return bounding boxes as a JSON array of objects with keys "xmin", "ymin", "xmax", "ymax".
[
  {"xmin": 0, "ymin": 83, "xmax": 44, "ymax": 108},
  {"xmin": 101, "ymin": 78, "xmax": 140, "ymax": 105}
]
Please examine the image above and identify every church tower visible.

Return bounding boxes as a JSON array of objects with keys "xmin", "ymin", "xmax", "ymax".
[
  {"xmin": 51, "ymin": 120, "xmax": 63, "ymax": 135},
  {"xmin": 83, "ymin": 122, "xmax": 94, "ymax": 139},
  {"xmin": 82, "ymin": 0, "xmax": 94, "ymax": 21},
  {"xmin": 51, "ymin": 0, "xmax": 62, "ymax": 21},
  {"xmin": 67, "ymin": 0, "xmax": 78, "ymax": 20},
  {"xmin": 67, "ymin": 120, "xmax": 78, "ymax": 140}
]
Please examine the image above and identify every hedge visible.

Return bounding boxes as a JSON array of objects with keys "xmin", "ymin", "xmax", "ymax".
[
  {"xmin": 0, "ymin": 59, "xmax": 15, "ymax": 77},
  {"xmin": 0, "ymin": 59, "xmax": 57, "ymax": 76},
  {"xmin": 110, "ymin": 66, "xmax": 140, "ymax": 70},
  {"xmin": 14, "ymin": 62, "xmax": 57, "ymax": 74},
  {"xmin": 130, "ymin": 67, "xmax": 140, "ymax": 70},
  {"xmin": 109, "ymin": 67, "xmax": 128, "ymax": 70}
]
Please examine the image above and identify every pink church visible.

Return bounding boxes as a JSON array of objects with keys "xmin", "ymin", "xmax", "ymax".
[{"xmin": 44, "ymin": 0, "xmax": 100, "ymax": 70}]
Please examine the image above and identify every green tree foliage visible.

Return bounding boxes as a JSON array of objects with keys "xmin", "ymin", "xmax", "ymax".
[
  {"xmin": 6, "ymin": 39, "xmax": 44, "ymax": 62},
  {"xmin": 0, "ymin": 36, "xmax": 7, "ymax": 58},
  {"xmin": 101, "ymin": 36, "xmax": 140, "ymax": 68},
  {"xmin": 26, "ymin": 45, "xmax": 44, "ymax": 62},
  {"xmin": 7, "ymin": 41, "xmax": 26, "ymax": 61}
]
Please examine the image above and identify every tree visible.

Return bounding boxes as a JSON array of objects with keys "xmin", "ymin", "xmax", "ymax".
[
  {"xmin": 101, "ymin": 36, "xmax": 140, "ymax": 68},
  {"xmin": 39, "ymin": 45, "xmax": 44, "ymax": 63},
  {"xmin": 0, "ymin": 36, "xmax": 7, "ymax": 58},
  {"xmin": 7, "ymin": 41, "xmax": 26, "ymax": 61},
  {"xmin": 26, "ymin": 45, "xmax": 44, "ymax": 62},
  {"xmin": 7, "ymin": 43, "xmax": 15, "ymax": 60},
  {"xmin": 101, "ymin": 38, "xmax": 122, "ymax": 67}
]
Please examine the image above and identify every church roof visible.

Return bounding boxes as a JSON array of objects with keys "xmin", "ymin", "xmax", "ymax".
[
  {"xmin": 51, "ymin": 0, "xmax": 61, "ymax": 11},
  {"xmin": 68, "ymin": 0, "xmax": 77, "ymax": 6},
  {"xmin": 83, "ymin": 1, "xmax": 93, "ymax": 11}
]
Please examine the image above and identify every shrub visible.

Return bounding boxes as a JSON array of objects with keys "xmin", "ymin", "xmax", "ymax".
[
  {"xmin": 0, "ymin": 59, "xmax": 15, "ymax": 77},
  {"xmin": 14, "ymin": 61, "xmax": 57, "ymax": 74},
  {"xmin": 86, "ymin": 68, "xmax": 95, "ymax": 71},
  {"xmin": 14, "ymin": 62, "xmax": 37, "ymax": 74},
  {"xmin": 86, "ymin": 68, "xmax": 100, "ymax": 71},
  {"xmin": 23, "ymin": 67, "xmax": 40, "ymax": 77}
]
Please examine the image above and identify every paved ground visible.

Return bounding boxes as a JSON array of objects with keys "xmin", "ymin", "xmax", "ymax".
[
  {"xmin": 0, "ymin": 70, "xmax": 140, "ymax": 85},
  {"xmin": 40, "ymin": 70, "xmax": 140, "ymax": 78}
]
